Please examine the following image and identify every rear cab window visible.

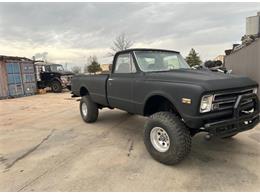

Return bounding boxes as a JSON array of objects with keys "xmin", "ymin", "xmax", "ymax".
[{"xmin": 114, "ymin": 53, "xmax": 136, "ymax": 73}]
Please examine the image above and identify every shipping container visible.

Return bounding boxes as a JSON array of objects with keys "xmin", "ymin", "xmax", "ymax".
[
  {"xmin": 0, "ymin": 60, "xmax": 9, "ymax": 98},
  {"xmin": 21, "ymin": 62, "xmax": 37, "ymax": 95},
  {"xmin": 0, "ymin": 55, "xmax": 37, "ymax": 99}
]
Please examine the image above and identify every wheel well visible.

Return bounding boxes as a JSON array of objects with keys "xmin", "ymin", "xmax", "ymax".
[
  {"xmin": 143, "ymin": 95, "xmax": 179, "ymax": 116},
  {"xmin": 50, "ymin": 79, "xmax": 61, "ymax": 86},
  {"xmin": 80, "ymin": 87, "xmax": 89, "ymax": 96},
  {"xmin": 51, "ymin": 78, "xmax": 60, "ymax": 82}
]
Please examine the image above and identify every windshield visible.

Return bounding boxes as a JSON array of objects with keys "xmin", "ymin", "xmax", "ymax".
[
  {"xmin": 50, "ymin": 64, "xmax": 64, "ymax": 72},
  {"xmin": 134, "ymin": 51, "xmax": 191, "ymax": 72}
]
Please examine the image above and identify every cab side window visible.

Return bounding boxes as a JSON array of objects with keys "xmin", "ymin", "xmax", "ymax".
[
  {"xmin": 45, "ymin": 66, "xmax": 51, "ymax": 72},
  {"xmin": 114, "ymin": 53, "xmax": 136, "ymax": 73}
]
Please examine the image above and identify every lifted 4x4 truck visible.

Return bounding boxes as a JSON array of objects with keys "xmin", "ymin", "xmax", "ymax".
[{"xmin": 71, "ymin": 48, "xmax": 259, "ymax": 165}]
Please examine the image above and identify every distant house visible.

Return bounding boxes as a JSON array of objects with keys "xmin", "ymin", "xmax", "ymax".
[
  {"xmin": 0, "ymin": 55, "xmax": 37, "ymax": 99},
  {"xmin": 100, "ymin": 64, "xmax": 112, "ymax": 73}
]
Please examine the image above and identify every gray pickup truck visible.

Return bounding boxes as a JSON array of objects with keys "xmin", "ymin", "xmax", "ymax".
[{"xmin": 71, "ymin": 48, "xmax": 259, "ymax": 165}]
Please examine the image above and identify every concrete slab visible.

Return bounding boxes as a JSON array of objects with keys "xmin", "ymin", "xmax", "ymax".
[{"xmin": 0, "ymin": 92, "xmax": 259, "ymax": 191}]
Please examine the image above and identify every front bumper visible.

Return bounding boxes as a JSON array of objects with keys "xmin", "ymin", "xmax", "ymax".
[
  {"xmin": 204, "ymin": 94, "xmax": 259, "ymax": 137},
  {"xmin": 61, "ymin": 81, "xmax": 71, "ymax": 88}
]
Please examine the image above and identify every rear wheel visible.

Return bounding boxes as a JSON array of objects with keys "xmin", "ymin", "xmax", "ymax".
[
  {"xmin": 144, "ymin": 112, "xmax": 191, "ymax": 165},
  {"xmin": 51, "ymin": 80, "xmax": 62, "ymax": 93},
  {"xmin": 80, "ymin": 95, "xmax": 99, "ymax": 123}
]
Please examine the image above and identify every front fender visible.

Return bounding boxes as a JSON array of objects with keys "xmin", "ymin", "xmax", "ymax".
[
  {"xmin": 142, "ymin": 91, "xmax": 180, "ymax": 115},
  {"xmin": 136, "ymin": 81, "xmax": 205, "ymax": 119}
]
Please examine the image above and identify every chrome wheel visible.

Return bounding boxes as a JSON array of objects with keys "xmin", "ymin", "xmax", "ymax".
[
  {"xmin": 81, "ymin": 102, "xmax": 88, "ymax": 117},
  {"xmin": 150, "ymin": 127, "xmax": 170, "ymax": 152}
]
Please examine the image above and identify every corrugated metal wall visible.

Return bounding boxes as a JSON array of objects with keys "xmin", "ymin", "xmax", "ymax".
[
  {"xmin": 225, "ymin": 39, "xmax": 260, "ymax": 98},
  {"xmin": 0, "ymin": 60, "xmax": 37, "ymax": 99},
  {"xmin": 0, "ymin": 61, "xmax": 8, "ymax": 98},
  {"xmin": 21, "ymin": 62, "xmax": 37, "ymax": 95},
  {"xmin": 6, "ymin": 62, "xmax": 24, "ymax": 97}
]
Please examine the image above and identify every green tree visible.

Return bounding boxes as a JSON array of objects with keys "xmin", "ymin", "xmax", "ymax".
[
  {"xmin": 204, "ymin": 60, "xmax": 222, "ymax": 68},
  {"xmin": 86, "ymin": 55, "xmax": 102, "ymax": 74},
  {"xmin": 185, "ymin": 48, "xmax": 202, "ymax": 67}
]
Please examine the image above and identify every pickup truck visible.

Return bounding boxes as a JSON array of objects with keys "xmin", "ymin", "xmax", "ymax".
[
  {"xmin": 35, "ymin": 63, "xmax": 74, "ymax": 92},
  {"xmin": 71, "ymin": 48, "xmax": 259, "ymax": 165}
]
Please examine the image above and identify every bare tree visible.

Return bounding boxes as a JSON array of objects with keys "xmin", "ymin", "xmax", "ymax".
[
  {"xmin": 87, "ymin": 55, "xmax": 98, "ymax": 65},
  {"xmin": 108, "ymin": 33, "xmax": 133, "ymax": 56},
  {"xmin": 83, "ymin": 64, "xmax": 88, "ymax": 73},
  {"xmin": 71, "ymin": 66, "xmax": 81, "ymax": 74},
  {"xmin": 34, "ymin": 52, "xmax": 48, "ymax": 62}
]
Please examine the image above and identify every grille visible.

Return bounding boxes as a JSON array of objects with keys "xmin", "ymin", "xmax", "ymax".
[
  {"xmin": 212, "ymin": 88, "xmax": 255, "ymax": 112},
  {"xmin": 67, "ymin": 75, "xmax": 72, "ymax": 81}
]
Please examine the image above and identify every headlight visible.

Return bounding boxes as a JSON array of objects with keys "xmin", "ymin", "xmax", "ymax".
[
  {"xmin": 253, "ymin": 87, "xmax": 258, "ymax": 94},
  {"xmin": 200, "ymin": 95, "xmax": 213, "ymax": 113},
  {"xmin": 60, "ymin": 76, "xmax": 68, "ymax": 83}
]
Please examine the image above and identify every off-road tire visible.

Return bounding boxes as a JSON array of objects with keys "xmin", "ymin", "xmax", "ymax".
[
  {"xmin": 144, "ymin": 112, "xmax": 191, "ymax": 165},
  {"xmin": 80, "ymin": 95, "xmax": 99, "ymax": 123},
  {"xmin": 51, "ymin": 80, "xmax": 62, "ymax": 93}
]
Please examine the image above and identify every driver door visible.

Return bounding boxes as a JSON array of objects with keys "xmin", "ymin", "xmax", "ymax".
[
  {"xmin": 107, "ymin": 52, "xmax": 137, "ymax": 113},
  {"xmin": 40, "ymin": 65, "xmax": 53, "ymax": 81}
]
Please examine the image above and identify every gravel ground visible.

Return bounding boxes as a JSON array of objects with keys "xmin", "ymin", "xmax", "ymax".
[{"xmin": 0, "ymin": 92, "xmax": 259, "ymax": 191}]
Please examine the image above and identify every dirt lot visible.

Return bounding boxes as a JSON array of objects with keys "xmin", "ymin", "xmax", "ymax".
[{"xmin": 0, "ymin": 92, "xmax": 260, "ymax": 191}]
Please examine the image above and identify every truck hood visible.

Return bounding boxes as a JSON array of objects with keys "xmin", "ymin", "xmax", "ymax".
[{"xmin": 146, "ymin": 69, "xmax": 257, "ymax": 91}]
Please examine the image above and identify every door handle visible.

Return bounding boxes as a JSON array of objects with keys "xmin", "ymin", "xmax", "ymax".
[{"xmin": 108, "ymin": 78, "xmax": 113, "ymax": 86}]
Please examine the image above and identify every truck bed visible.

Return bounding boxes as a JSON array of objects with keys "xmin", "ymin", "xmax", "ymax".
[{"xmin": 71, "ymin": 74, "xmax": 109, "ymax": 106}]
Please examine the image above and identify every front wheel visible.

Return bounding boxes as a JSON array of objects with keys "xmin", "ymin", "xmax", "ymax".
[
  {"xmin": 80, "ymin": 95, "xmax": 99, "ymax": 123},
  {"xmin": 144, "ymin": 112, "xmax": 191, "ymax": 165},
  {"xmin": 51, "ymin": 80, "xmax": 62, "ymax": 93}
]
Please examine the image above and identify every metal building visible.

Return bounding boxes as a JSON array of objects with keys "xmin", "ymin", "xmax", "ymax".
[
  {"xmin": 0, "ymin": 55, "xmax": 37, "ymax": 99},
  {"xmin": 246, "ymin": 12, "xmax": 260, "ymax": 36},
  {"xmin": 225, "ymin": 38, "xmax": 260, "ymax": 98}
]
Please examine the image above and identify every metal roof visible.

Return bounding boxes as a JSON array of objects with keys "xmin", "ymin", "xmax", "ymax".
[
  {"xmin": 115, "ymin": 48, "xmax": 180, "ymax": 55},
  {"xmin": 0, "ymin": 55, "xmax": 32, "ymax": 62}
]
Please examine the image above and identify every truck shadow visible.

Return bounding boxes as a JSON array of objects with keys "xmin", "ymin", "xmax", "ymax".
[
  {"xmin": 71, "ymin": 108, "xmax": 260, "ymax": 190},
  {"xmin": 180, "ymin": 132, "xmax": 259, "ymax": 191},
  {"xmin": 98, "ymin": 109, "xmax": 259, "ymax": 166},
  {"xmin": 97, "ymin": 111, "xmax": 259, "ymax": 190}
]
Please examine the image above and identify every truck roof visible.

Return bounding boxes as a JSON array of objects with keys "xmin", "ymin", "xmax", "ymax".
[
  {"xmin": 35, "ymin": 63, "xmax": 63, "ymax": 66},
  {"xmin": 115, "ymin": 48, "xmax": 180, "ymax": 55}
]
